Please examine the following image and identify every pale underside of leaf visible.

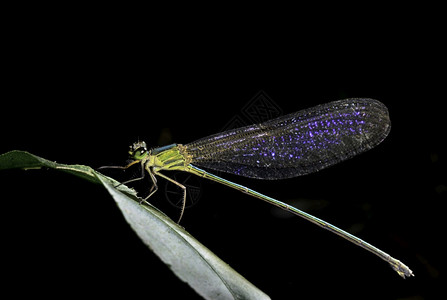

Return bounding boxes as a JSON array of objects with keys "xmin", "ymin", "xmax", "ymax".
[{"xmin": 0, "ymin": 150, "xmax": 270, "ymax": 300}]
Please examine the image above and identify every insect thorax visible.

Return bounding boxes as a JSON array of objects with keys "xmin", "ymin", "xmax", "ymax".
[{"xmin": 152, "ymin": 144, "xmax": 190, "ymax": 171}]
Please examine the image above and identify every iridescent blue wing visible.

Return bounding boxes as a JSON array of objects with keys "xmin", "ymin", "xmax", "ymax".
[{"xmin": 185, "ymin": 98, "xmax": 390, "ymax": 179}]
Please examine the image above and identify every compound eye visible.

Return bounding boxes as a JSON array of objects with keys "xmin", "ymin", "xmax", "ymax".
[{"xmin": 132, "ymin": 147, "xmax": 148, "ymax": 159}]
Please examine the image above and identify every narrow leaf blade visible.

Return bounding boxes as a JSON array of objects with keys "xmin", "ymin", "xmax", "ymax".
[{"xmin": 0, "ymin": 150, "xmax": 270, "ymax": 300}]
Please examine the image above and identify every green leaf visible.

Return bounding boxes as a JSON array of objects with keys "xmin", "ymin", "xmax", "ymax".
[{"xmin": 0, "ymin": 150, "xmax": 270, "ymax": 300}]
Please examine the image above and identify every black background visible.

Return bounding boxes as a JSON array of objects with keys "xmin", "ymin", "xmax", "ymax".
[{"xmin": 1, "ymin": 7, "xmax": 445, "ymax": 300}]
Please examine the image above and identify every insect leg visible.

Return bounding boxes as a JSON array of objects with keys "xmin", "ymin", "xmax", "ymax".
[{"xmin": 154, "ymin": 171, "xmax": 187, "ymax": 223}]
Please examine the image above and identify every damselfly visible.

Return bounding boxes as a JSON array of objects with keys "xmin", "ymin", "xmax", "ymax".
[{"xmin": 102, "ymin": 98, "xmax": 413, "ymax": 278}]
